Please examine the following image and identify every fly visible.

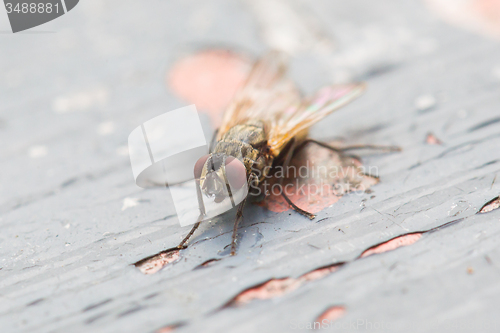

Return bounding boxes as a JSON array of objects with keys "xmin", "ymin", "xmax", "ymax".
[{"xmin": 176, "ymin": 51, "xmax": 398, "ymax": 255}]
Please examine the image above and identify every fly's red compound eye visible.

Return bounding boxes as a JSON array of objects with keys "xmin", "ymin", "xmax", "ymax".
[
  {"xmin": 194, "ymin": 155, "xmax": 210, "ymax": 179},
  {"xmin": 224, "ymin": 156, "xmax": 247, "ymax": 190}
]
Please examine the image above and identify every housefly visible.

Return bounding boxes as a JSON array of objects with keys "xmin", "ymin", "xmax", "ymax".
[{"xmin": 177, "ymin": 51, "xmax": 377, "ymax": 255}]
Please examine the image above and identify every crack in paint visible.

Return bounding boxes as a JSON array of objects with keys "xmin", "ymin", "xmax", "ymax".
[
  {"xmin": 479, "ymin": 196, "xmax": 500, "ymax": 213},
  {"xmin": 314, "ymin": 305, "xmax": 346, "ymax": 326},
  {"xmin": 134, "ymin": 247, "xmax": 185, "ymax": 275},
  {"xmin": 359, "ymin": 233, "xmax": 422, "ymax": 258},
  {"xmin": 222, "ymin": 263, "xmax": 343, "ymax": 307}
]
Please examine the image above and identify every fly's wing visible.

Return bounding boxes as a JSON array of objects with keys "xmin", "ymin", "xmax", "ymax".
[
  {"xmin": 217, "ymin": 51, "xmax": 302, "ymax": 141},
  {"xmin": 218, "ymin": 51, "xmax": 365, "ymax": 156},
  {"xmin": 267, "ymin": 83, "xmax": 365, "ymax": 155}
]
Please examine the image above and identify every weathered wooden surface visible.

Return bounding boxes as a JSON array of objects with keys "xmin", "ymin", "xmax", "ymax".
[{"xmin": 1, "ymin": 1, "xmax": 500, "ymax": 332}]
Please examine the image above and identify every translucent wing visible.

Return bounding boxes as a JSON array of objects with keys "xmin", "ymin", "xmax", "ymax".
[
  {"xmin": 268, "ymin": 83, "xmax": 365, "ymax": 155},
  {"xmin": 218, "ymin": 51, "xmax": 365, "ymax": 156},
  {"xmin": 217, "ymin": 51, "xmax": 302, "ymax": 140}
]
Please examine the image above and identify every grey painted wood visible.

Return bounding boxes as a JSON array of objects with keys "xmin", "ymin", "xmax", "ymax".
[{"xmin": 1, "ymin": 0, "xmax": 500, "ymax": 332}]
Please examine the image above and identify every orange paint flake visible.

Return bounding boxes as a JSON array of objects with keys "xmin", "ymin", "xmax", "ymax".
[
  {"xmin": 426, "ymin": 132, "xmax": 443, "ymax": 145},
  {"xmin": 479, "ymin": 196, "xmax": 500, "ymax": 213},
  {"xmin": 231, "ymin": 278, "xmax": 302, "ymax": 305},
  {"xmin": 135, "ymin": 249, "xmax": 181, "ymax": 274},
  {"xmin": 168, "ymin": 50, "xmax": 250, "ymax": 127},
  {"xmin": 299, "ymin": 265, "xmax": 340, "ymax": 282},
  {"xmin": 425, "ymin": 0, "xmax": 500, "ymax": 39},
  {"xmin": 473, "ymin": 0, "xmax": 500, "ymax": 28},
  {"xmin": 228, "ymin": 264, "xmax": 341, "ymax": 307},
  {"xmin": 360, "ymin": 233, "xmax": 422, "ymax": 258},
  {"xmin": 315, "ymin": 306, "xmax": 346, "ymax": 324}
]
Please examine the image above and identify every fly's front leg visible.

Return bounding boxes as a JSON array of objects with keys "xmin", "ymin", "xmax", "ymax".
[
  {"xmin": 177, "ymin": 177, "xmax": 206, "ymax": 249},
  {"xmin": 230, "ymin": 173, "xmax": 258, "ymax": 256},
  {"xmin": 177, "ymin": 222, "xmax": 201, "ymax": 248}
]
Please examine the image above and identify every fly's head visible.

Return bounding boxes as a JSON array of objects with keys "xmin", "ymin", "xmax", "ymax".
[{"xmin": 194, "ymin": 153, "xmax": 247, "ymax": 203}]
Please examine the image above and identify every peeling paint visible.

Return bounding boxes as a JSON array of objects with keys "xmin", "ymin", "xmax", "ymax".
[
  {"xmin": 256, "ymin": 144, "xmax": 379, "ymax": 214},
  {"xmin": 229, "ymin": 278, "xmax": 302, "ymax": 306},
  {"xmin": 134, "ymin": 248, "xmax": 182, "ymax": 274},
  {"xmin": 424, "ymin": 0, "xmax": 500, "ymax": 39},
  {"xmin": 426, "ymin": 132, "xmax": 443, "ymax": 145},
  {"xmin": 299, "ymin": 264, "xmax": 341, "ymax": 282},
  {"xmin": 155, "ymin": 322, "xmax": 185, "ymax": 333},
  {"xmin": 360, "ymin": 233, "xmax": 422, "ymax": 258},
  {"xmin": 168, "ymin": 50, "xmax": 250, "ymax": 127},
  {"xmin": 315, "ymin": 305, "xmax": 346, "ymax": 325},
  {"xmin": 479, "ymin": 196, "xmax": 500, "ymax": 213},
  {"xmin": 225, "ymin": 264, "xmax": 341, "ymax": 307}
]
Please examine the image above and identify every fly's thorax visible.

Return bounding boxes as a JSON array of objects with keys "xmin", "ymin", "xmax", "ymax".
[
  {"xmin": 212, "ymin": 141, "xmax": 269, "ymax": 179},
  {"xmin": 212, "ymin": 120, "xmax": 273, "ymax": 182},
  {"xmin": 219, "ymin": 120, "xmax": 267, "ymax": 147}
]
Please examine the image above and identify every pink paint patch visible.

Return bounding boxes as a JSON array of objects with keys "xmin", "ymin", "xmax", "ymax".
[
  {"xmin": 135, "ymin": 249, "xmax": 181, "ymax": 274},
  {"xmin": 299, "ymin": 264, "xmax": 341, "ymax": 282},
  {"xmin": 360, "ymin": 233, "xmax": 422, "ymax": 258},
  {"xmin": 257, "ymin": 184, "xmax": 341, "ymax": 214},
  {"xmin": 156, "ymin": 326, "xmax": 176, "ymax": 333},
  {"xmin": 425, "ymin": 0, "xmax": 500, "ymax": 39},
  {"xmin": 474, "ymin": 0, "xmax": 500, "ymax": 29},
  {"xmin": 168, "ymin": 50, "xmax": 251, "ymax": 127},
  {"xmin": 228, "ymin": 264, "xmax": 341, "ymax": 307},
  {"xmin": 256, "ymin": 144, "xmax": 379, "ymax": 215},
  {"xmin": 231, "ymin": 278, "xmax": 302, "ymax": 305},
  {"xmin": 315, "ymin": 306, "xmax": 346, "ymax": 325},
  {"xmin": 479, "ymin": 196, "xmax": 500, "ymax": 213},
  {"xmin": 426, "ymin": 132, "xmax": 443, "ymax": 145},
  {"xmin": 155, "ymin": 323, "xmax": 184, "ymax": 333}
]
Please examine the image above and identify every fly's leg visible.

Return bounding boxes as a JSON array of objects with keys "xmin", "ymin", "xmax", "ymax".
[
  {"xmin": 295, "ymin": 139, "xmax": 400, "ymax": 154},
  {"xmin": 294, "ymin": 139, "xmax": 387, "ymax": 180},
  {"xmin": 230, "ymin": 173, "xmax": 258, "ymax": 256},
  {"xmin": 177, "ymin": 222, "xmax": 201, "ymax": 248},
  {"xmin": 177, "ymin": 177, "xmax": 206, "ymax": 249},
  {"xmin": 279, "ymin": 138, "xmax": 316, "ymax": 220},
  {"xmin": 281, "ymin": 193, "xmax": 315, "ymax": 219},
  {"xmin": 230, "ymin": 200, "xmax": 246, "ymax": 256}
]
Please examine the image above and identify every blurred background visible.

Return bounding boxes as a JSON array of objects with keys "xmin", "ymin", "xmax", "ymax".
[{"xmin": 1, "ymin": 1, "xmax": 500, "ymax": 332}]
